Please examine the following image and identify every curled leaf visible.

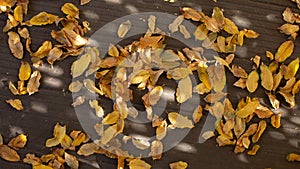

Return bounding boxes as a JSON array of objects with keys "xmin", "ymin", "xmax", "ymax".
[
  {"xmin": 6, "ymin": 99, "xmax": 23, "ymax": 111},
  {"xmin": 61, "ymin": 3, "xmax": 79, "ymax": 18}
]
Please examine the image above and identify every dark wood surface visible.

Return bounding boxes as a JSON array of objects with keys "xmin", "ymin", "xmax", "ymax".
[{"xmin": 0, "ymin": 0, "xmax": 300, "ymax": 169}]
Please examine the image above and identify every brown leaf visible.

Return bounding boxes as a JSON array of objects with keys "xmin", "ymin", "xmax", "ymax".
[
  {"xmin": 8, "ymin": 134, "xmax": 27, "ymax": 150},
  {"xmin": 179, "ymin": 25, "xmax": 191, "ymax": 39},
  {"xmin": 27, "ymin": 70, "xmax": 41, "ymax": 95},
  {"xmin": 231, "ymin": 65, "xmax": 248, "ymax": 78},
  {"xmin": 77, "ymin": 143, "xmax": 99, "ymax": 156},
  {"xmin": 223, "ymin": 18, "xmax": 239, "ymax": 34},
  {"xmin": 192, "ymin": 105, "xmax": 203, "ymax": 124},
  {"xmin": 81, "ymin": 0, "xmax": 91, "ymax": 5},
  {"xmin": 168, "ymin": 15, "xmax": 184, "ymax": 33},
  {"xmin": 8, "ymin": 31, "xmax": 23, "ymax": 59},
  {"xmin": 234, "ymin": 78, "xmax": 247, "ymax": 89},
  {"xmin": 194, "ymin": 24, "xmax": 208, "ymax": 41},
  {"xmin": 64, "ymin": 152, "xmax": 79, "ymax": 169},
  {"xmin": 0, "ymin": 145, "xmax": 20, "ymax": 162},
  {"xmin": 180, "ymin": 7, "xmax": 202, "ymax": 21},
  {"xmin": 47, "ymin": 47, "xmax": 63, "ymax": 65},
  {"xmin": 278, "ymin": 91, "xmax": 295, "ymax": 108}
]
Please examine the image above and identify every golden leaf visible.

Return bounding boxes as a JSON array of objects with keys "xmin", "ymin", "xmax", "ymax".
[
  {"xmin": 27, "ymin": 70, "xmax": 41, "ymax": 95},
  {"xmin": 176, "ymin": 76, "xmax": 192, "ymax": 103},
  {"xmin": 168, "ymin": 112, "xmax": 194, "ymax": 129},
  {"xmin": 149, "ymin": 140, "xmax": 163, "ymax": 160},
  {"xmin": 287, "ymin": 153, "xmax": 300, "ymax": 162},
  {"xmin": 14, "ymin": 5, "xmax": 23, "ymax": 22},
  {"xmin": 192, "ymin": 105, "xmax": 203, "ymax": 124},
  {"xmin": 271, "ymin": 113, "xmax": 281, "ymax": 129},
  {"xmin": 246, "ymin": 70, "xmax": 259, "ymax": 93},
  {"xmin": 180, "ymin": 7, "xmax": 202, "ymax": 21},
  {"xmin": 8, "ymin": 31, "xmax": 23, "ymax": 59},
  {"xmin": 198, "ymin": 63, "xmax": 211, "ymax": 90},
  {"xmin": 33, "ymin": 164, "xmax": 53, "ymax": 169},
  {"xmin": 235, "ymin": 100, "xmax": 260, "ymax": 118},
  {"xmin": 292, "ymin": 80, "xmax": 300, "ymax": 95},
  {"xmin": 272, "ymin": 71, "xmax": 283, "ymax": 91},
  {"xmin": 247, "ymin": 144, "xmax": 260, "ymax": 155},
  {"xmin": 45, "ymin": 123, "xmax": 66, "ymax": 147},
  {"xmin": 202, "ymin": 131, "xmax": 215, "ymax": 140},
  {"xmin": 118, "ymin": 20, "xmax": 131, "ymax": 38},
  {"xmin": 168, "ymin": 15, "xmax": 184, "ymax": 33},
  {"xmin": 265, "ymin": 51, "xmax": 274, "ymax": 61},
  {"xmin": 282, "ymin": 7, "xmax": 295, "ymax": 23},
  {"xmin": 266, "ymin": 92, "xmax": 280, "ymax": 110},
  {"xmin": 275, "ymin": 40, "xmax": 294, "ymax": 62},
  {"xmin": 168, "ymin": 67, "xmax": 191, "ymax": 80},
  {"xmin": 278, "ymin": 91, "xmax": 295, "ymax": 108},
  {"xmin": 72, "ymin": 96, "xmax": 85, "ymax": 107},
  {"xmin": 29, "ymin": 12, "xmax": 58, "ymax": 26},
  {"xmin": 204, "ymin": 92, "xmax": 227, "ymax": 103},
  {"xmin": 234, "ymin": 78, "xmax": 246, "ymax": 89},
  {"xmin": 193, "ymin": 83, "xmax": 211, "ymax": 94},
  {"xmin": 284, "ymin": 57, "xmax": 299, "ymax": 80},
  {"xmin": 148, "ymin": 15, "xmax": 156, "ymax": 33},
  {"xmin": 0, "ymin": 145, "xmax": 20, "ymax": 162},
  {"xmin": 71, "ymin": 54, "xmax": 91, "ymax": 78},
  {"xmin": 278, "ymin": 23, "xmax": 299, "ymax": 35},
  {"xmin": 156, "ymin": 121, "xmax": 167, "ymax": 140},
  {"xmin": 223, "ymin": 18, "xmax": 239, "ymax": 34},
  {"xmin": 231, "ymin": 65, "xmax": 248, "ymax": 78},
  {"xmin": 100, "ymin": 123, "xmax": 119, "ymax": 145},
  {"xmin": 71, "ymin": 132, "xmax": 87, "ymax": 147},
  {"xmin": 216, "ymin": 36, "xmax": 226, "ymax": 53},
  {"xmin": 252, "ymin": 120, "xmax": 267, "ymax": 143},
  {"xmin": 194, "ymin": 24, "xmax": 208, "ymax": 41},
  {"xmin": 23, "ymin": 154, "xmax": 42, "ymax": 166},
  {"xmin": 132, "ymin": 138, "xmax": 150, "ymax": 150},
  {"xmin": 216, "ymin": 135, "xmax": 236, "ymax": 146},
  {"xmin": 280, "ymin": 77, "xmax": 296, "ymax": 93},
  {"xmin": 128, "ymin": 159, "xmax": 151, "ymax": 169},
  {"xmin": 212, "ymin": 7, "xmax": 224, "ymax": 29},
  {"xmin": 3, "ymin": 14, "xmax": 19, "ymax": 32},
  {"xmin": 234, "ymin": 116, "xmax": 246, "ymax": 138},
  {"xmin": 6, "ymin": 99, "xmax": 23, "ymax": 111},
  {"xmin": 108, "ymin": 44, "xmax": 119, "ymax": 57},
  {"xmin": 64, "ymin": 152, "xmax": 79, "ymax": 169},
  {"xmin": 102, "ymin": 111, "xmax": 119, "ymax": 125},
  {"xmin": 0, "ymin": 134, "xmax": 2, "ymax": 145},
  {"xmin": 169, "ymin": 161, "xmax": 188, "ymax": 169},
  {"xmin": 61, "ymin": 3, "xmax": 79, "ymax": 18},
  {"xmin": 149, "ymin": 86, "xmax": 163, "ymax": 106},
  {"xmin": 251, "ymin": 55, "xmax": 260, "ymax": 68},
  {"xmin": 223, "ymin": 119, "xmax": 235, "ymax": 135},
  {"xmin": 32, "ymin": 41, "xmax": 52, "ymax": 59},
  {"xmin": 203, "ymin": 16, "xmax": 219, "ymax": 32},
  {"xmin": 19, "ymin": 61, "xmax": 31, "ymax": 81},
  {"xmin": 8, "ymin": 134, "xmax": 27, "ymax": 150},
  {"xmin": 68, "ymin": 81, "xmax": 83, "ymax": 93},
  {"xmin": 254, "ymin": 105, "xmax": 274, "ymax": 119},
  {"xmin": 244, "ymin": 29, "xmax": 259, "ymax": 38},
  {"xmin": 260, "ymin": 63, "xmax": 273, "ymax": 91}
]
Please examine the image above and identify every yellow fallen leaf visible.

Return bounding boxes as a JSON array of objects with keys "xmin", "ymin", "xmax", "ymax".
[
  {"xmin": 168, "ymin": 112, "xmax": 194, "ymax": 129},
  {"xmin": 275, "ymin": 40, "xmax": 294, "ymax": 62},
  {"xmin": 284, "ymin": 57, "xmax": 299, "ymax": 80},
  {"xmin": 71, "ymin": 54, "xmax": 91, "ymax": 78},
  {"xmin": 6, "ymin": 99, "xmax": 23, "ymax": 110},
  {"xmin": 45, "ymin": 123, "xmax": 66, "ymax": 147},
  {"xmin": 169, "ymin": 161, "xmax": 188, "ymax": 169},
  {"xmin": 246, "ymin": 70, "xmax": 259, "ymax": 93},
  {"xmin": 19, "ymin": 61, "xmax": 31, "ymax": 81},
  {"xmin": 61, "ymin": 3, "xmax": 79, "ymax": 18},
  {"xmin": 260, "ymin": 63, "xmax": 273, "ymax": 91},
  {"xmin": 27, "ymin": 70, "xmax": 41, "ymax": 95},
  {"xmin": 29, "ymin": 12, "xmax": 58, "ymax": 26},
  {"xmin": 235, "ymin": 100, "xmax": 260, "ymax": 118},
  {"xmin": 0, "ymin": 145, "xmax": 20, "ymax": 162}
]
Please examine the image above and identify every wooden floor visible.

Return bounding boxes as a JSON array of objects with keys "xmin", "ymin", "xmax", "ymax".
[{"xmin": 0, "ymin": 0, "xmax": 300, "ymax": 169}]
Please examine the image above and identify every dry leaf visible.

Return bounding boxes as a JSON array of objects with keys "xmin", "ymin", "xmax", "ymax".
[
  {"xmin": 27, "ymin": 70, "xmax": 41, "ymax": 95},
  {"xmin": 18, "ymin": 27, "xmax": 29, "ymax": 39},
  {"xmin": 247, "ymin": 144, "xmax": 260, "ymax": 155},
  {"xmin": 128, "ymin": 159, "xmax": 151, "ymax": 169},
  {"xmin": 45, "ymin": 123, "xmax": 66, "ymax": 147},
  {"xmin": 47, "ymin": 47, "xmax": 63, "ymax": 65},
  {"xmin": 168, "ymin": 112, "xmax": 194, "ymax": 129},
  {"xmin": 234, "ymin": 78, "xmax": 247, "ymax": 89},
  {"xmin": 179, "ymin": 25, "xmax": 191, "ymax": 39},
  {"xmin": 8, "ymin": 134, "xmax": 27, "ymax": 150},
  {"xmin": 284, "ymin": 58, "xmax": 299, "ymax": 80},
  {"xmin": 0, "ymin": 145, "xmax": 20, "ymax": 162},
  {"xmin": 72, "ymin": 96, "xmax": 86, "ymax": 107},
  {"xmin": 273, "ymin": 71, "xmax": 283, "ymax": 91},
  {"xmin": 278, "ymin": 23, "xmax": 299, "ymax": 35},
  {"xmin": 71, "ymin": 53, "xmax": 91, "ymax": 78},
  {"xmin": 148, "ymin": 15, "xmax": 156, "ymax": 33},
  {"xmin": 118, "ymin": 20, "xmax": 131, "ymax": 38},
  {"xmin": 223, "ymin": 18, "xmax": 239, "ymax": 34},
  {"xmin": 192, "ymin": 105, "xmax": 203, "ymax": 124},
  {"xmin": 235, "ymin": 100, "xmax": 260, "ymax": 118},
  {"xmin": 169, "ymin": 161, "xmax": 188, "ymax": 169},
  {"xmin": 102, "ymin": 111, "xmax": 119, "ymax": 125},
  {"xmin": 168, "ymin": 15, "xmax": 184, "ymax": 33},
  {"xmin": 194, "ymin": 24, "xmax": 208, "ymax": 41},
  {"xmin": 202, "ymin": 131, "xmax": 215, "ymax": 140},
  {"xmin": 246, "ymin": 70, "xmax": 259, "ymax": 93},
  {"xmin": 89, "ymin": 100, "xmax": 104, "ymax": 118},
  {"xmin": 252, "ymin": 120, "xmax": 267, "ymax": 143},
  {"xmin": 0, "ymin": 134, "xmax": 2, "ymax": 146},
  {"xmin": 180, "ymin": 7, "xmax": 202, "ymax": 21},
  {"xmin": 149, "ymin": 140, "xmax": 163, "ymax": 160},
  {"xmin": 8, "ymin": 31, "xmax": 23, "ymax": 59},
  {"xmin": 77, "ymin": 143, "xmax": 99, "ymax": 156},
  {"xmin": 176, "ymin": 76, "xmax": 192, "ymax": 103},
  {"xmin": 81, "ymin": 0, "xmax": 91, "ymax": 5},
  {"xmin": 19, "ymin": 61, "xmax": 31, "ymax": 81},
  {"xmin": 29, "ymin": 12, "xmax": 58, "ymax": 26},
  {"xmin": 244, "ymin": 29, "xmax": 259, "ymax": 38},
  {"xmin": 292, "ymin": 80, "xmax": 300, "ymax": 95},
  {"xmin": 275, "ymin": 40, "xmax": 294, "ymax": 62},
  {"xmin": 149, "ymin": 86, "xmax": 163, "ymax": 106},
  {"xmin": 6, "ymin": 99, "xmax": 23, "ymax": 110},
  {"xmin": 266, "ymin": 51, "xmax": 274, "ymax": 60},
  {"xmin": 64, "ymin": 152, "xmax": 79, "ymax": 169},
  {"xmin": 231, "ymin": 65, "xmax": 248, "ymax": 78},
  {"xmin": 260, "ymin": 63, "xmax": 273, "ymax": 91},
  {"xmin": 278, "ymin": 91, "xmax": 295, "ymax": 108},
  {"xmin": 271, "ymin": 113, "xmax": 281, "ymax": 129},
  {"xmin": 287, "ymin": 153, "xmax": 300, "ymax": 162},
  {"xmin": 61, "ymin": 3, "xmax": 79, "ymax": 18},
  {"xmin": 68, "ymin": 81, "xmax": 83, "ymax": 93},
  {"xmin": 32, "ymin": 41, "xmax": 52, "ymax": 59},
  {"xmin": 283, "ymin": 8, "xmax": 295, "ymax": 23}
]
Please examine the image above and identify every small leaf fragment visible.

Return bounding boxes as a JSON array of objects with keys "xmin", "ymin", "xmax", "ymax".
[
  {"xmin": 6, "ymin": 99, "xmax": 23, "ymax": 111},
  {"xmin": 247, "ymin": 144, "xmax": 260, "ymax": 155},
  {"xmin": 8, "ymin": 134, "xmax": 27, "ymax": 150},
  {"xmin": 202, "ymin": 131, "xmax": 215, "ymax": 140},
  {"xmin": 169, "ymin": 161, "xmax": 188, "ymax": 169},
  {"xmin": 118, "ymin": 20, "xmax": 131, "ymax": 38}
]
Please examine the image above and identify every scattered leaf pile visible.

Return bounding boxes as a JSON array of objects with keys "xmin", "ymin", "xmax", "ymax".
[{"xmin": 1, "ymin": 0, "xmax": 300, "ymax": 169}]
